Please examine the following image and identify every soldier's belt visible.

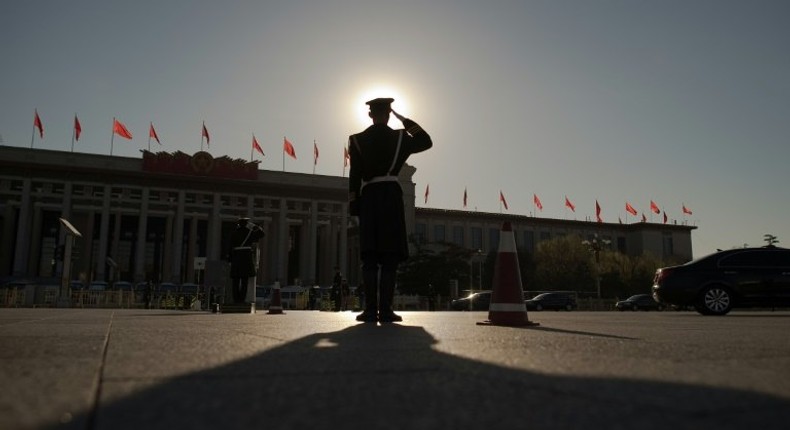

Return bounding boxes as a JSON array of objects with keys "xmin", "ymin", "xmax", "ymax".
[{"xmin": 362, "ymin": 175, "xmax": 398, "ymax": 190}]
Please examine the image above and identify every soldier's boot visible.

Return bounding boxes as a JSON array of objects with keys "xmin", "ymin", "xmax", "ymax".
[
  {"xmin": 356, "ymin": 268, "xmax": 379, "ymax": 323},
  {"xmin": 378, "ymin": 268, "xmax": 402, "ymax": 323}
]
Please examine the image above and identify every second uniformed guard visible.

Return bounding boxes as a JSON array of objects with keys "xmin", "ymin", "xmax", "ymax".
[
  {"xmin": 228, "ymin": 217, "xmax": 265, "ymax": 304},
  {"xmin": 349, "ymin": 97, "xmax": 433, "ymax": 323}
]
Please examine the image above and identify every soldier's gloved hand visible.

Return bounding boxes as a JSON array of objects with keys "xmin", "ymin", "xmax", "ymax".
[{"xmin": 393, "ymin": 111, "xmax": 423, "ymax": 135}]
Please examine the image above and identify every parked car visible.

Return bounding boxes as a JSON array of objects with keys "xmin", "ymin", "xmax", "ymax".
[
  {"xmin": 525, "ymin": 292, "xmax": 577, "ymax": 311},
  {"xmin": 615, "ymin": 294, "xmax": 664, "ymax": 311},
  {"xmin": 450, "ymin": 291, "xmax": 492, "ymax": 311},
  {"xmin": 652, "ymin": 246, "xmax": 790, "ymax": 316}
]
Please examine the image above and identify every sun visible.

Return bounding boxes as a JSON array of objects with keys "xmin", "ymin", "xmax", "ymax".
[{"xmin": 354, "ymin": 85, "xmax": 410, "ymax": 129}]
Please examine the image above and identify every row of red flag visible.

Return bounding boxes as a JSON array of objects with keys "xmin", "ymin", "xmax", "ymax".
[
  {"xmin": 31, "ymin": 110, "xmax": 694, "ymax": 221},
  {"xmin": 425, "ymin": 185, "xmax": 693, "ymax": 223},
  {"xmin": 31, "ymin": 110, "xmax": 333, "ymax": 165}
]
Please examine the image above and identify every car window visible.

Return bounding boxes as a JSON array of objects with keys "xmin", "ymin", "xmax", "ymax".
[{"xmin": 719, "ymin": 250, "xmax": 790, "ymax": 268}]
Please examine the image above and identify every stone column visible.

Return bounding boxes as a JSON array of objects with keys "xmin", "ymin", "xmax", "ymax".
[
  {"xmin": 110, "ymin": 210, "xmax": 122, "ymax": 283},
  {"xmin": 12, "ymin": 178, "xmax": 32, "ymax": 277},
  {"xmin": 276, "ymin": 198, "xmax": 288, "ymax": 283},
  {"xmin": 96, "ymin": 185, "xmax": 111, "ymax": 282},
  {"xmin": 186, "ymin": 214, "xmax": 198, "ymax": 283},
  {"xmin": 163, "ymin": 211, "xmax": 173, "ymax": 283},
  {"xmin": 307, "ymin": 201, "xmax": 318, "ymax": 285},
  {"xmin": 30, "ymin": 204, "xmax": 43, "ymax": 277},
  {"xmin": 171, "ymin": 190, "xmax": 185, "ymax": 283},
  {"xmin": 207, "ymin": 193, "xmax": 222, "ymax": 261},
  {"xmin": 134, "ymin": 188, "xmax": 149, "ymax": 283}
]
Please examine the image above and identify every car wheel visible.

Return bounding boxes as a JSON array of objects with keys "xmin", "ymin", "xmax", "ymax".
[
  {"xmin": 696, "ymin": 285, "xmax": 733, "ymax": 316},
  {"xmin": 631, "ymin": 305, "xmax": 638, "ymax": 311},
  {"xmin": 565, "ymin": 304, "xmax": 572, "ymax": 311},
  {"xmin": 536, "ymin": 304, "xmax": 543, "ymax": 311}
]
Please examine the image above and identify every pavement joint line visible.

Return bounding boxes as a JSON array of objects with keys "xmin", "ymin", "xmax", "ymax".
[{"xmin": 85, "ymin": 311, "xmax": 114, "ymax": 430}]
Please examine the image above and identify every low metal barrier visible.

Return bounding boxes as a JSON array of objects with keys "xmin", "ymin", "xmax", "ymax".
[{"xmin": 0, "ymin": 286, "xmax": 204, "ymax": 310}]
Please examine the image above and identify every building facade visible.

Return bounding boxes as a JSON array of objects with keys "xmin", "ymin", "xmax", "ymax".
[
  {"xmin": 1, "ymin": 146, "xmax": 694, "ymax": 289},
  {"xmin": 0, "ymin": 147, "xmax": 358, "ymax": 288},
  {"xmin": 413, "ymin": 208, "xmax": 695, "ymax": 261}
]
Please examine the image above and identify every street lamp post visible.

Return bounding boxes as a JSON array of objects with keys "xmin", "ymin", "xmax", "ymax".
[{"xmin": 582, "ymin": 235, "xmax": 610, "ymax": 299}]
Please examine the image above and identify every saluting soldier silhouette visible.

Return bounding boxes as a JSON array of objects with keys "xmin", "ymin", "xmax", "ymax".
[{"xmin": 349, "ymin": 97, "xmax": 433, "ymax": 322}]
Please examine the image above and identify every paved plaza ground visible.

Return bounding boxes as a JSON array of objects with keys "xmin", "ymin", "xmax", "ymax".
[{"xmin": 1, "ymin": 309, "xmax": 789, "ymax": 429}]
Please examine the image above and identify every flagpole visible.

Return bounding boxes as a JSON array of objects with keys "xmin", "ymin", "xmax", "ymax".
[
  {"xmin": 110, "ymin": 117, "xmax": 116, "ymax": 156},
  {"xmin": 312, "ymin": 140, "xmax": 316, "ymax": 175},
  {"xmin": 250, "ymin": 134, "xmax": 254, "ymax": 162},
  {"xmin": 71, "ymin": 113, "xmax": 76, "ymax": 152},
  {"xmin": 282, "ymin": 137, "xmax": 286, "ymax": 172},
  {"xmin": 147, "ymin": 122, "xmax": 152, "ymax": 152},
  {"xmin": 30, "ymin": 110, "xmax": 36, "ymax": 149},
  {"xmin": 200, "ymin": 121, "xmax": 204, "ymax": 151}
]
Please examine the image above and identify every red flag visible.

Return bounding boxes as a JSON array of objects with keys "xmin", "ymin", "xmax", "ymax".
[
  {"xmin": 625, "ymin": 202, "xmax": 637, "ymax": 216},
  {"xmin": 682, "ymin": 204, "xmax": 693, "ymax": 215},
  {"xmin": 202, "ymin": 123, "xmax": 210, "ymax": 146},
  {"xmin": 34, "ymin": 110, "xmax": 44, "ymax": 138},
  {"xmin": 149, "ymin": 123, "xmax": 161, "ymax": 145},
  {"xmin": 463, "ymin": 188, "xmax": 467, "ymax": 208},
  {"xmin": 499, "ymin": 191, "xmax": 509, "ymax": 210},
  {"xmin": 283, "ymin": 137, "xmax": 296, "ymax": 159},
  {"xmin": 424, "ymin": 184, "xmax": 429, "ymax": 204},
  {"xmin": 113, "ymin": 118, "xmax": 133, "ymax": 139},
  {"xmin": 74, "ymin": 115, "xmax": 82, "ymax": 141},
  {"xmin": 343, "ymin": 147, "xmax": 350, "ymax": 167},
  {"xmin": 595, "ymin": 200, "xmax": 602, "ymax": 223},
  {"xmin": 565, "ymin": 196, "xmax": 576, "ymax": 212},
  {"xmin": 313, "ymin": 141, "xmax": 319, "ymax": 165},
  {"xmin": 650, "ymin": 200, "xmax": 661, "ymax": 214},
  {"xmin": 533, "ymin": 194, "xmax": 543, "ymax": 211},
  {"xmin": 663, "ymin": 212, "xmax": 668, "ymax": 224},
  {"xmin": 252, "ymin": 135, "xmax": 264, "ymax": 156}
]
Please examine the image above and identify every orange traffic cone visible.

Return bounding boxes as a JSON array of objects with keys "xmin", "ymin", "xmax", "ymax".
[
  {"xmin": 267, "ymin": 281, "xmax": 284, "ymax": 314},
  {"xmin": 478, "ymin": 221, "xmax": 538, "ymax": 327}
]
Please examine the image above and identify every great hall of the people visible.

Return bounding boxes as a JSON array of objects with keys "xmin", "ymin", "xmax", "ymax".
[{"xmin": 0, "ymin": 146, "xmax": 695, "ymax": 288}]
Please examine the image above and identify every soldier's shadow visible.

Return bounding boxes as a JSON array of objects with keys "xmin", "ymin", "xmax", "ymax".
[{"xmin": 71, "ymin": 322, "xmax": 790, "ymax": 430}]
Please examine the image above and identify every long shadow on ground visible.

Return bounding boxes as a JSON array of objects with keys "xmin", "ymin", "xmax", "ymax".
[{"xmin": 58, "ymin": 322, "xmax": 790, "ymax": 430}]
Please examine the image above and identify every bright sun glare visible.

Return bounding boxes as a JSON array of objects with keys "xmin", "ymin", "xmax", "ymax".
[{"xmin": 354, "ymin": 85, "xmax": 409, "ymax": 129}]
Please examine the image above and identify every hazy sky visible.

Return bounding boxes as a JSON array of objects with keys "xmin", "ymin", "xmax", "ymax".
[{"xmin": 2, "ymin": 0, "xmax": 789, "ymax": 258}]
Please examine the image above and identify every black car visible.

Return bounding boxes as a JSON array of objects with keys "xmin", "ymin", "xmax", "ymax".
[
  {"xmin": 450, "ymin": 291, "xmax": 492, "ymax": 311},
  {"xmin": 524, "ymin": 292, "xmax": 577, "ymax": 311},
  {"xmin": 652, "ymin": 246, "xmax": 790, "ymax": 316},
  {"xmin": 615, "ymin": 294, "xmax": 664, "ymax": 311}
]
